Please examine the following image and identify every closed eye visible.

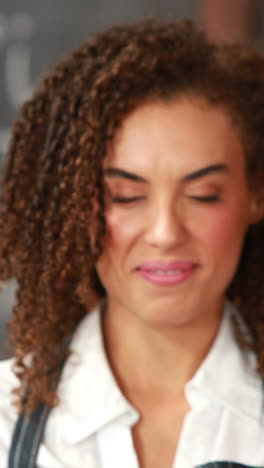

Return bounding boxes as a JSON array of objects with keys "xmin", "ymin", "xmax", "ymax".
[
  {"xmin": 190, "ymin": 195, "xmax": 220, "ymax": 203},
  {"xmin": 111, "ymin": 196, "xmax": 145, "ymax": 203}
]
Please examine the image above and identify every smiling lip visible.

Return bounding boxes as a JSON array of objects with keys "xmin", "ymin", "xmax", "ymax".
[{"xmin": 136, "ymin": 261, "xmax": 197, "ymax": 286}]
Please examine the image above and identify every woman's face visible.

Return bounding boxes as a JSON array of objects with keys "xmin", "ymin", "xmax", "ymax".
[{"xmin": 96, "ymin": 97, "xmax": 258, "ymax": 328}]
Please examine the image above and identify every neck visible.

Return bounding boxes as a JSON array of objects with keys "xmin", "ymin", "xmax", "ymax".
[{"xmin": 102, "ymin": 299, "xmax": 224, "ymax": 399}]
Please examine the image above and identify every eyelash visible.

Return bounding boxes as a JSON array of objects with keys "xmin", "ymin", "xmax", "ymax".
[
  {"xmin": 111, "ymin": 196, "xmax": 144, "ymax": 204},
  {"xmin": 190, "ymin": 195, "xmax": 220, "ymax": 203},
  {"xmin": 111, "ymin": 195, "xmax": 220, "ymax": 204}
]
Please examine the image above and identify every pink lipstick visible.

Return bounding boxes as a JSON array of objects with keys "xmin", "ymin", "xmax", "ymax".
[{"xmin": 136, "ymin": 261, "xmax": 197, "ymax": 286}]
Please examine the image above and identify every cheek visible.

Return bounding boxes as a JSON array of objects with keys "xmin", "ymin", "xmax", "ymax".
[
  {"xmin": 96, "ymin": 210, "xmax": 142, "ymax": 285},
  {"xmin": 195, "ymin": 204, "xmax": 249, "ymax": 256},
  {"xmin": 101, "ymin": 209, "xmax": 143, "ymax": 259}
]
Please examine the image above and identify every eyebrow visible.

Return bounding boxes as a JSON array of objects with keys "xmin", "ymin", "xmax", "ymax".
[
  {"xmin": 103, "ymin": 163, "xmax": 229, "ymax": 184},
  {"xmin": 181, "ymin": 163, "xmax": 229, "ymax": 182},
  {"xmin": 103, "ymin": 167, "xmax": 148, "ymax": 183}
]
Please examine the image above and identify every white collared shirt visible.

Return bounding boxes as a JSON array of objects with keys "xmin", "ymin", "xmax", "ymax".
[{"xmin": 0, "ymin": 302, "xmax": 264, "ymax": 468}]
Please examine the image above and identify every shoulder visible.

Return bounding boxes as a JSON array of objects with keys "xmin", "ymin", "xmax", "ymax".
[
  {"xmin": 0, "ymin": 358, "xmax": 20, "ymax": 467},
  {"xmin": 0, "ymin": 358, "xmax": 19, "ymax": 414}
]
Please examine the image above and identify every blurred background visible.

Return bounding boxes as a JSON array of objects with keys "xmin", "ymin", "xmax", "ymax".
[{"xmin": 0, "ymin": 0, "xmax": 262, "ymax": 358}]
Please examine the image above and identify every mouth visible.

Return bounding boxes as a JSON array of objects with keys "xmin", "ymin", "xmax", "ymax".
[{"xmin": 136, "ymin": 261, "xmax": 198, "ymax": 287}]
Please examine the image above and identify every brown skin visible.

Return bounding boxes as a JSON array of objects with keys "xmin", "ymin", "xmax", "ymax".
[
  {"xmin": 98, "ymin": 98, "xmax": 255, "ymax": 331},
  {"xmin": 1, "ymin": 20, "xmax": 264, "ymax": 416},
  {"xmin": 99, "ymin": 97, "xmax": 260, "ymax": 467}
]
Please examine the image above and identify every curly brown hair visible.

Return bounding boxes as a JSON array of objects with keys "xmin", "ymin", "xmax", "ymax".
[{"xmin": 1, "ymin": 18, "xmax": 264, "ymax": 414}]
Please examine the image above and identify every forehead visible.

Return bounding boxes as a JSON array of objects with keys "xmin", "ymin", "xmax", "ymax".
[{"xmin": 105, "ymin": 97, "xmax": 245, "ymax": 178}]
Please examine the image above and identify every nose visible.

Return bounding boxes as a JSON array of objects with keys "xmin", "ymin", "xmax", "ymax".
[{"xmin": 144, "ymin": 203, "xmax": 188, "ymax": 250}]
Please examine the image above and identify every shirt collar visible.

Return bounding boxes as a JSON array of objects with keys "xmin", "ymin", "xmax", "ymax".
[
  {"xmin": 186, "ymin": 300, "xmax": 263, "ymax": 422},
  {"xmin": 56, "ymin": 304, "xmax": 139, "ymax": 444},
  {"xmin": 56, "ymin": 301, "xmax": 263, "ymax": 445}
]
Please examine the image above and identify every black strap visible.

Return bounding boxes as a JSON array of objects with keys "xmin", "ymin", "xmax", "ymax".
[
  {"xmin": 8, "ymin": 403, "xmax": 50, "ymax": 468},
  {"xmin": 196, "ymin": 464, "xmax": 263, "ymax": 468},
  {"xmin": 8, "ymin": 333, "xmax": 73, "ymax": 467}
]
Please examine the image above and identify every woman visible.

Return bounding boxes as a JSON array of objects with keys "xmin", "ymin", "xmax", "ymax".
[{"xmin": 0, "ymin": 19, "xmax": 264, "ymax": 468}]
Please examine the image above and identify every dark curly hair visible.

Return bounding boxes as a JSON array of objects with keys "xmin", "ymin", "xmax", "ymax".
[{"xmin": 1, "ymin": 18, "xmax": 264, "ymax": 413}]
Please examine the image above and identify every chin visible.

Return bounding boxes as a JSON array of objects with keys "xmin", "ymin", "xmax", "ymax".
[{"xmin": 134, "ymin": 302, "xmax": 195, "ymax": 329}]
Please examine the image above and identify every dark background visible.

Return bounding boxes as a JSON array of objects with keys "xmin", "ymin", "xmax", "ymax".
[
  {"xmin": 0, "ymin": 0, "xmax": 200, "ymax": 166},
  {"xmin": 0, "ymin": 0, "xmax": 200, "ymax": 358}
]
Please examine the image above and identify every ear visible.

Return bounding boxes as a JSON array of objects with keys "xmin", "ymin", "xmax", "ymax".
[{"xmin": 248, "ymin": 195, "xmax": 264, "ymax": 225}]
